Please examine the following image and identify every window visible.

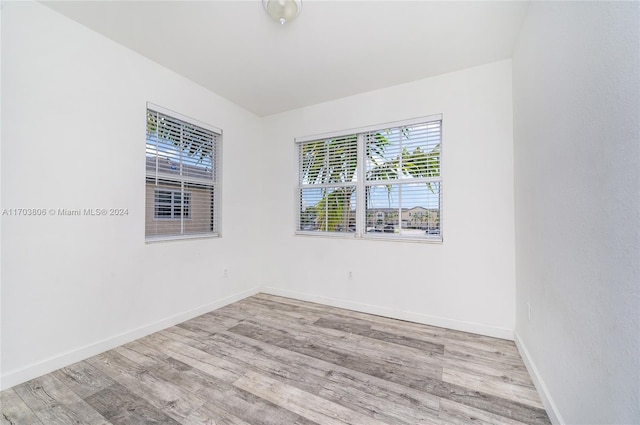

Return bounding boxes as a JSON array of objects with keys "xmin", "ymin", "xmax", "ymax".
[
  {"xmin": 298, "ymin": 135, "xmax": 358, "ymax": 233},
  {"xmin": 154, "ymin": 189, "xmax": 190, "ymax": 219},
  {"xmin": 297, "ymin": 115, "xmax": 442, "ymax": 241},
  {"xmin": 146, "ymin": 104, "xmax": 221, "ymax": 241}
]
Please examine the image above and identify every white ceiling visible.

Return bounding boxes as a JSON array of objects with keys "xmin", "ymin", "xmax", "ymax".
[{"xmin": 43, "ymin": 1, "xmax": 529, "ymax": 117}]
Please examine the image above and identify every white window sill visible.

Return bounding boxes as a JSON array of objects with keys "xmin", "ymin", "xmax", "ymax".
[{"xmin": 145, "ymin": 233, "xmax": 220, "ymax": 244}]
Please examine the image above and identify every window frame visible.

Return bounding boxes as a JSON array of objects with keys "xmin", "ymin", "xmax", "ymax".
[
  {"xmin": 145, "ymin": 103, "xmax": 222, "ymax": 243},
  {"xmin": 295, "ymin": 114, "xmax": 442, "ymax": 243}
]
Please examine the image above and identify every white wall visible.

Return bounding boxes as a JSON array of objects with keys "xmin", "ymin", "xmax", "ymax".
[
  {"xmin": 1, "ymin": 1, "xmax": 262, "ymax": 389},
  {"xmin": 261, "ymin": 60, "xmax": 516, "ymax": 339},
  {"xmin": 512, "ymin": 2, "xmax": 640, "ymax": 424}
]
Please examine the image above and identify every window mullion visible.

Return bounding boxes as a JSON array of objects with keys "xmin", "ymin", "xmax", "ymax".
[
  {"xmin": 324, "ymin": 188, "xmax": 329, "ymax": 232},
  {"xmin": 154, "ymin": 111, "xmax": 159, "ymax": 186},
  {"xmin": 180, "ymin": 182, "xmax": 185, "ymax": 234},
  {"xmin": 356, "ymin": 133, "xmax": 366, "ymax": 238}
]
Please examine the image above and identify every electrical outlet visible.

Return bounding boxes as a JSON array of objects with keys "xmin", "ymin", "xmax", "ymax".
[
  {"xmin": 527, "ymin": 303, "xmax": 531, "ymax": 321},
  {"xmin": 224, "ymin": 269, "xmax": 228, "ymax": 278},
  {"xmin": 348, "ymin": 271, "xmax": 353, "ymax": 280}
]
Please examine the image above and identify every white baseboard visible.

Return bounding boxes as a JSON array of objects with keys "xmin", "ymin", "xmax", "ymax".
[
  {"xmin": 1, "ymin": 285, "xmax": 515, "ymax": 391},
  {"xmin": 260, "ymin": 286, "xmax": 514, "ymax": 340},
  {"xmin": 514, "ymin": 331, "xmax": 565, "ymax": 425},
  {"xmin": 0, "ymin": 286, "xmax": 260, "ymax": 391}
]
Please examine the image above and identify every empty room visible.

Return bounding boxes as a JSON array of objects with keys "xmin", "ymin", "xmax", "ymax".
[{"xmin": 1, "ymin": 1, "xmax": 638, "ymax": 424}]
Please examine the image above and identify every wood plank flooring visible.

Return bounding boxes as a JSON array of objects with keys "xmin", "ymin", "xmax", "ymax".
[{"xmin": 1, "ymin": 294, "xmax": 551, "ymax": 425}]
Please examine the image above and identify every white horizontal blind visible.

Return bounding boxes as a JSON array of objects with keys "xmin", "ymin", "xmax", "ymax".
[
  {"xmin": 298, "ymin": 135, "xmax": 358, "ymax": 233},
  {"xmin": 364, "ymin": 120, "xmax": 441, "ymax": 239},
  {"xmin": 296, "ymin": 116, "xmax": 442, "ymax": 241},
  {"xmin": 145, "ymin": 108, "xmax": 220, "ymax": 240}
]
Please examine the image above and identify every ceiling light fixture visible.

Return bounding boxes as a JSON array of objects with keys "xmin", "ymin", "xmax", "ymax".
[{"xmin": 263, "ymin": 0, "xmax": 301, "ymax": 25}]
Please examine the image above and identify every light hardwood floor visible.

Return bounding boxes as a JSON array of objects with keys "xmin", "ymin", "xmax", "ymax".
[{"xmin": 1, "ymin": 294, "xmax": 551, "ymax": 425}]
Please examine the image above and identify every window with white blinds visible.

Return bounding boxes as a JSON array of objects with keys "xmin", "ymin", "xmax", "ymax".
[
  {"xmin": 297, "ymin": 115, "xmax": 442, "ymax": 241},
  {"xmin": 298, "ymin": 135, "xmax": 358, "ymax": 232},
  {"xmin": 145, "ymin": 105, "xmax": 221, "ymax": 241}
]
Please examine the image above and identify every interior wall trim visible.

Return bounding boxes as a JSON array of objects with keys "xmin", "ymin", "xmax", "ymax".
[
  {"xmin": 260, "ymin": 286, "xmax": 514, "ymax": 340},
  {"xmin": 0, "ymin": 287, "xmax": 260, "ymax": 391},
  {"xmin": 515, "ymin": 331, "xmax": 565, "ymax": 425}
]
